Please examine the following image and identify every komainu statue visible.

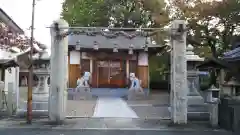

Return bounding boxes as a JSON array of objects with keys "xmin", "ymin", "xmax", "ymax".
[
  {"xmin": 128, "ymin": 73, "xmax": 144, "ymax": 100},
  {"xmin": 75, "ymin": 71, "xmax": 92, "ymax": 100},
  {"xmin": 77, "ymin": 72, "xmax": 91, "ymax": 88}
]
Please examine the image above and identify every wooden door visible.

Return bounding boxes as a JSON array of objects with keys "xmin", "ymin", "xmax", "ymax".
[
  {"xmin": 69, "ymin": 64, "xmax": 81, "ymax": 88},
  {"xmin": 97, "ymin": 61, "xmax": 110, "ymax": 87},
  {"xmin": 97, "ymin": 60, "xmax": 125, "ymax": 88},
  {"xmin": 109, "ymin": 60, "xmax": 124, "ymax": 87}
]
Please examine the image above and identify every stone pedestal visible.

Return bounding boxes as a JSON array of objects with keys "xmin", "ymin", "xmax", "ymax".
[
  {"xmin": 32, "ymin": 70, "xmax": 49, "ymax": 111},
  {"xmin": 127, "ymin": 90, "xmax": 145, "ymax": 100},
  {"xmin": 75, "ymin": 86, "xmax": 92, "ymax": 100},
  {"xmin": 187, "ymin": 71, "xmax": 204, "ymax": 105}
]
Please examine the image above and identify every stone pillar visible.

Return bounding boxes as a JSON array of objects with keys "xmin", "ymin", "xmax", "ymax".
[
  {"xmin": 170, "ymin": 20, "xmax": 188, "ymax": 124},
  {"xmin": 15, "ymin": 67, "xmax": 20, "ymax": 111},
  {"xmin": 7, "ymin": 82, "xmax": 15, "ymax": 115},
  {"xmin": 49, "ymin": 19, "xmax": 69, "ymax": 123}
]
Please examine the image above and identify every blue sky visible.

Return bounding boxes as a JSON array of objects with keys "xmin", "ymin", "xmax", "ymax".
[{"xmin": 0, "ymin": 0, "xmax": 64, "ymax": 46}]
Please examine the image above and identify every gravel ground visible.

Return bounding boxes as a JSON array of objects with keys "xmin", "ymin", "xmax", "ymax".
[
  {"xmin": 126, "ymin": 91, "xmax": 170, "ymax": 106},
  {"xmin": 66, "ymin": 99, "xmax": 96, "ymax": 117},
  {"xmin": 19, "ymin": 87, "xmax": 97, "ymax": 117},
  {"xmin": 126, "ymin": 91, "xmax": 171, "ymax": 119},
  {"xmin": 131, "ymin": 106, "xmax": 170, "ymax": 119},
  {"xmin": 18, "ymin": 88, "xmax": 170, "ymax": 119}
]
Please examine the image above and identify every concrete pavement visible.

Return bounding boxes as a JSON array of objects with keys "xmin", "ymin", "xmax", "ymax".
[
  {"xmin": 0, "ymin": 128, "xmax": 235, "ymax": 135},
  {"xmin": 0, "ymin": 118, "xmax": 234, "ymax": 134}
]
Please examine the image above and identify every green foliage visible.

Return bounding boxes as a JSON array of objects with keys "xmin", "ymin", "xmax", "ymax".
[
  {"xmin": 61, "ymin": 0, "xmax": 156, "ymax": 27},
  {"xmin": 173, "ymin": 0, "xmax": 240, "ymax": 57},
  {"xmin": 149, "ymin": 52, "xmax": 170, "ymax": 82}
]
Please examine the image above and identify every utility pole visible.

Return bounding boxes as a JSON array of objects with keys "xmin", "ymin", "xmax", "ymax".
[{"xmin": 27, "ymin": 0, "xmax": 36, "ymax": 124}]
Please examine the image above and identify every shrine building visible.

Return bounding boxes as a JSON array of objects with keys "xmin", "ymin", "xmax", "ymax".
[{"xmin": 67, "ymin": 29, "xmax": 165, "ymax": 89}]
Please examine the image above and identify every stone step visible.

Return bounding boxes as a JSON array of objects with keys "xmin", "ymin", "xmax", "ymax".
[
  {"xmin": 15, "ymin": 101, "xmax": 49, "ymax": 118},
  {"xmin": 15, "ymin": 109, "xmax": 48, "ymax": 118},
  {"xmin": 188, "ymin": 104, "xmax": 209, "ymax": 121}
]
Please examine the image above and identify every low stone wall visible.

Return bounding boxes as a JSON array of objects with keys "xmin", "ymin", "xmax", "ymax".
[{"xmin": 218, "ymin": 97, "xmax": 240, "ymax": 132}]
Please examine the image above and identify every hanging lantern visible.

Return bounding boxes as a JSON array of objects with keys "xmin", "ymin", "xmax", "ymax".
[
  {"xmin": 0, "ymin": 37, "xmax": 4, "ymax": 42},
  {"xmin": 9, "ymin": 38, "xmax": 14, "ymax": 44},
  {"xmin": 93, "ymin": 41, "xmax": 99, "ymax": 50},
  {"xmin": 128, "ymin": 44, "xmax": 134, "ymax": 55},
  {"xmin": 7, "ymin": 31, "xmax": 13, "ymax": 36},
  {"xmin": 75, "ymin": 40, "xmax": 81, "ymax": 50},
  {"xmin": 113, "ymin": 43, "xmax": 118, "ymax": 52},
  {"xmin": 144, "ymin": 40, "xmax": 148, "ymax": 52}
]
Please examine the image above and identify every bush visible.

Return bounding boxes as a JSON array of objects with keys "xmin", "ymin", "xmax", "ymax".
[{"xmin": 150, "ymin": 80, "xmax": 170, "ymax": 90}]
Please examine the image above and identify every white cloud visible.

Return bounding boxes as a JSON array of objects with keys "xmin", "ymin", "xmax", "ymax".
[{"xmin": 0, "ymin": 0, "xmax": 64, "ymax": 46}]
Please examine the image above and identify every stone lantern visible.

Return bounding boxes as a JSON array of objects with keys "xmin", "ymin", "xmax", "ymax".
[
  {"xmin": 18, "ymin": 50, "xmax": 50, "ymax": 117},
  {"xmin": 31, "ymin": 50, "xmax": 50, "ymax": 114},
  {"xmin": 186, "ymin": 44, "xmax": 204, "ymax": 104}
]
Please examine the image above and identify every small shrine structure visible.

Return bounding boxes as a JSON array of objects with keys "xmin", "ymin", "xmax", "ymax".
[{"xmin": 197, "ymin": 41, "xmax": 240, "ymax": 96}]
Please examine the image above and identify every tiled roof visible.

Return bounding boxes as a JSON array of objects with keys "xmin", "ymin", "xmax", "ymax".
[
  {"xmin": 0, "ymin": 8, "xmax": 24, "ymax": 34},
  {"xmin": 68, "ymin": 31, "xmax": 161, "ymax": 50}
]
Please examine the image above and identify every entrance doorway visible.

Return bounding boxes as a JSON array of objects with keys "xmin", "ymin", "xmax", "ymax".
[{"xmin": 97, "ymin": 60, "xmax": 125, "ymax": 88}]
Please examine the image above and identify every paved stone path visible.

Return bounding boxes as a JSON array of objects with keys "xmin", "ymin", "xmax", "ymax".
[
  {"xmin": 93, "ymin": 97, "xmax": 138, "ymax": 118},
  {"xmin": 0, "ymin": 118, "xmax": 233, "ymax": 134}
]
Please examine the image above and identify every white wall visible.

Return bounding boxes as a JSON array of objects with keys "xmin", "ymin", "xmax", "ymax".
[
  {"xmin": 138, "ymin": 52, "xmax": 148, "ymax": 66},
  {"xmin": 4, "ymin": 67, "xmax": 19, "ymax": 92},
  {"xmin": 69, "ymin": 51, "xmax": 80, "ymax": 64}
]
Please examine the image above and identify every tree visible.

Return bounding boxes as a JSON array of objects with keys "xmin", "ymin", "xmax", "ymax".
[
  {"xmin": 173, "ymin": 0, "xmax": 240, "ymax": 86},
  {"xmin": 144, "ymin": 0, "xmax": 240, "ymax": 86},
  {"xmin": 61, "ymin": 0, "xmax": 156, "ymax": 27},
  {"xmin": 173, "ymin": 0, "xmax": 240, "ymax": 57},
  {"xmin": 0, "ymin": 21, "xmax": 46, "ymax": 51}
]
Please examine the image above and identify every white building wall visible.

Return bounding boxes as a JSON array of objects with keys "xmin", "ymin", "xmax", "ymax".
[
  {"xmin": 70, "ymin": 51, "xmax": 80, "ymax": 64},
  {"xmin": 4, "ymin": 67, "xmax": 19, "ymax": 91},
  {"xmin": 138, "ymin": 52, "xmax": 148, "ymax": 66}
]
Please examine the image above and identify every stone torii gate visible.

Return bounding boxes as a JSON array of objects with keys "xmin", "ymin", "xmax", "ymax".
[{"xmin": 49, "ymin": 19, "xmax": 188, "ymax": 124}]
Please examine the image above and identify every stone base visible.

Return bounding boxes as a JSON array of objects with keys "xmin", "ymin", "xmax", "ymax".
[
  {"xmin": 186, "ymin": 96, "xmax": 209, "ymax": 120},
  {"xmin": 74, "ymin": 87, "xmax": 92, "ymax": 100},
  {"xmin": 127, "ymin": 90, "xmax": 145, "ymax": 100},
  {"xmin": 187, "ymin": 96, "xmax": 205, "ymax": 105},
  {"xmin": 15, "ymin": 109, "xmax": 48, "ymax": 118},
  {"xmin": 16, "ymin": 98, "xmax": 49, "ymax": 118},
  {"xmin": 32, "ymin": 92, "xmax": 49, "ymax": 100}
]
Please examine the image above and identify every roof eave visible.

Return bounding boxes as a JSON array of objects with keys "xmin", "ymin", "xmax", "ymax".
[
  {"xmin": 0, "ymin": 8, "xmax": 24, "ymax": 34},
  {"xmin": 68, "ymin": 44, "xmax": 165, "ymax": 52}
]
